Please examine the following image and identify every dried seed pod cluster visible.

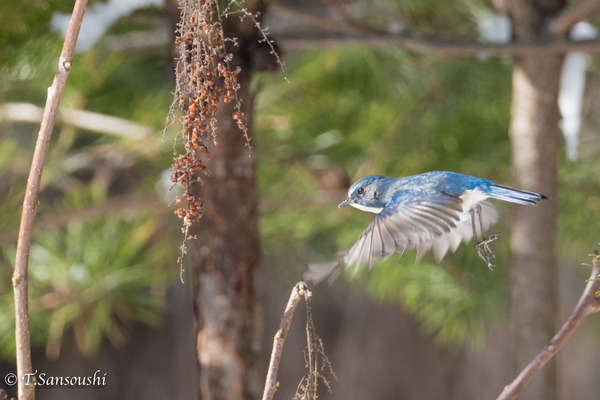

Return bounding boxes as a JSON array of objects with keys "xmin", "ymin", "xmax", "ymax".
[{"xmin": 170, "ymin": 0, "xmax": 249, "ymax": 222}]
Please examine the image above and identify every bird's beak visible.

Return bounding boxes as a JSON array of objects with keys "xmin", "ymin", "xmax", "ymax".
[{"xmin": 338, "ymin": 199, "xmax": 351, "ymax": 208}]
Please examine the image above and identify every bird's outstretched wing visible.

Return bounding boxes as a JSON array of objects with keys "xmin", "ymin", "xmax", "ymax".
[
  {"xmin": 425, "ymin": 200, "xmax": 498, "ymax": 262},
  {"xmin": 342, "ymin": 193, "xmax": 464, "ymax": 273}
]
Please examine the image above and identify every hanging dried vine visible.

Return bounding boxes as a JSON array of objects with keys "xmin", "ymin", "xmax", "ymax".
[
  {"xmin": 165, "ymin": 0, "xmax": 284, "ymax": 278},
  {"xmin": 166, "ymin": 0, "xmax": 251, "ymax": 277}
]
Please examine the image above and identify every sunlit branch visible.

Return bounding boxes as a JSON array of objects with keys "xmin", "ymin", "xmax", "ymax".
[
  {"xmin": 12, "ymin": 1, "xmax": 87, "ymax": 399},
  {"xmin": 497, "ymin": 258, "xmax": 600, "ymax": 400},
  {"xmin": 0, "ymin": 102, "xmax": 154, "ymax": 139},
  {"xmin": 262, "ymin": 282, "xmax": 310, "ymax": 400}
]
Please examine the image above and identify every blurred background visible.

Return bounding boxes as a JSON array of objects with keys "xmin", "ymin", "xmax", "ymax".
[{"xmin": 1, "ymin": 0, "xmax": 600, "ymax": 399}]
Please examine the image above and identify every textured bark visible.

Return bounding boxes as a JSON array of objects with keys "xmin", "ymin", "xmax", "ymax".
[
  {"xmin": 505, "ymin": 1, "xmax": 565, "ymax": 399},
  {"xmin": 187, "ymin": 1, "xmax": 277, "ymax": 399},
  {"xmin": 191, "ymin": 68, "xmax": 260, "ymax": 400},
  {"xmin": 509, "ymin": 55, "xmax": 562, "ymax": 400}
]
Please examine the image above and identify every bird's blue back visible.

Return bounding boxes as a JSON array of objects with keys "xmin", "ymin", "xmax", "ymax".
[{"xmin": 372, "ymin": 171, "xmax": 492, "ymax": 202}]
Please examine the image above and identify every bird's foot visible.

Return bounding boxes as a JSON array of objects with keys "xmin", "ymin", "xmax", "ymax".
[{"xmin": 475, "ymin": 233, "xmax": 502, "ymax": 270}]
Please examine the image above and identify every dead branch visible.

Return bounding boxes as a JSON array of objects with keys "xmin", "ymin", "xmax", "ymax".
[
  {"xmin": 0, "ymin": 102, "xmax": 154, "ymax": 139},
  {"xmin": 497, "ymin": 258, "xmax": 600, "ymax": 400},
  {"xmin": 12, "ymin": 1, "xmax": 88, "ymax": 399},
  {"xmin": 296, "ymin": 287, "xmax": 336, "ymax": 399},
  {"xmin": 269, "ymin": 4, "xmax": 600, "ymax": 56},
  {"xmin": 279, "ymin": 34, "xmax": 600, "ymax": 56},
  {"xmin": 88, "ymin": 5, "xmax": 600, "ymax": 59},
  {"xmin": 262, "ymin": 282, "xmax": 310, "ymax": 400},
  {"xmin": 269, "ymin": 3, "xmax": 359, "ymax": 34},
  {"xmin": 0, "ymin": 193, "xmax": 165, "ymax": 246}
]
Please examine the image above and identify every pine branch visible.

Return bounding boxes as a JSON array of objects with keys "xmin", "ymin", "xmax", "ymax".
[
  {"xmin": 12, "ymin": 1, "xmax": 87, "ymax": 399},
  {"xmin": 497, "ymin": 257, "xmax": 600, "ymax": 400}
]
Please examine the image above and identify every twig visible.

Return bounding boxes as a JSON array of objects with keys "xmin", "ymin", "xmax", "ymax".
[
  {"xmin": 269, "ymin": 4, "xmax": 359, "ymax": 34},
  {"xmin": 12, "ymin": 1, "xmax": 87, "ymax": 399},
  {"xmin": 497, "ymin": 258, "xmax": 600, "ymax": 400},
  {"xmin": 262, "ymin": 282, "xmax": 311, "ymax": 400},
  {"xmin": 304, "ymin": 292, "xmax": 317, "ymax": 400},
  {"xmin": 228, "ymin": 0, "xmax": 289, "ymax": 82},
  {"xmin": 318, "ymin": 0, "xmax": 383, "ymax": 35}
]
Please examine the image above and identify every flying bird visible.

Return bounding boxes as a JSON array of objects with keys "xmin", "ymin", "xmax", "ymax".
[{"xmin": 306, "ymin": 171, "xmax": 548, "ymax": 283}]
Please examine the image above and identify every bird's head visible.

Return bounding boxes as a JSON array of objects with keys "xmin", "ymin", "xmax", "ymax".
[{"xmin": 338, "ymin": 175, "xmax": 387, "ymax": 213}]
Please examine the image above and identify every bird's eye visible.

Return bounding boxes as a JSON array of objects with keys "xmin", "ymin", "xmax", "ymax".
[{"xmin": 357, "ymin": 187, "xmax": 365, "ymax": 196}]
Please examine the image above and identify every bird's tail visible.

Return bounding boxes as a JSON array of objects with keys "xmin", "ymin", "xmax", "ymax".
[
  {"xmin": 487, "ymin": 184, "xmax": 548, "ymax": 206},
  {"xmin": 304, "ymin": 260, "xmax": 344, "ymax": 285}
]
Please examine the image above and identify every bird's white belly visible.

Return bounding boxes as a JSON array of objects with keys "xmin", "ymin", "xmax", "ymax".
[
  {"xmin": 350, "ymin": 203, "xmax": 384, "ymax": 214},
  {"xmin": 459, "ymin": 189, "xmax": 489, "ymax": 221}
]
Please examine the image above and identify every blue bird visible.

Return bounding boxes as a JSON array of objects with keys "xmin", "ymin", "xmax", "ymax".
[{"xmin": 306, "ymin": 171, "xmax": 548, "ymax": 283}]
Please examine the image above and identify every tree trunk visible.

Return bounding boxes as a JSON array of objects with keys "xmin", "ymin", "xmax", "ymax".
[
  {"xmin": 505, "ymin": 1, "xmax": 565, "ymax": 398},
  {"xmin": 186, "ymin": 1, "xmax": 277, "ymax": 399},
  {"xmin": 191, "ymin": 63, "xmax": 261, "ymax": 400}
]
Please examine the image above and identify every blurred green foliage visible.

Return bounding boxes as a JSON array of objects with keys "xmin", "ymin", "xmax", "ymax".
[
  {"xmin": 364, "ymin": 256, "xmax": 498, "ymax": 349},
  {"xmin": 255, "ymin": 47, "xmax": 516, "ymax": 346},
  {"xmin": 0, "ymin": 1, "xmax": 72, "ymax": 60},
  {"xmin": 0, "ymin": 1, "xmax": 178, "ymax": 360},
  {"xmin": 0, "ymin": 216, "xmax": 170, "ymax": 359},
  {"xmin": 255, "ymin": 45, "xmax": 600, "ymax": 347},
  {"xmin": 1, "ymin": 0, "xmax": 599, "ymax": 357}
]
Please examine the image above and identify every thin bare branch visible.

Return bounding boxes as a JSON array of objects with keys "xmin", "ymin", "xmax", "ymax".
[
  {"xmin": 549, "ymin": 0, "xmax": 600, "ymax": 37},
  {"xmin": 262, "ymin": 282, "xmax": 310, "ymax": 400},
  {"xmin": 269, "ymin": 4, "xmax": 358, "ymax": 34},
  {"xmin": 269, "ymin": 5, "xmax": 600, "ymax": 56},
  {"xmin": 297, "ymin": 287, "xmax": 336, "ymax": 399},
  {"xmin": 12, "ymin": 1, "xmax": 87, "ymax": 399},
  {"xmin": 317, "ymin": 0, "xmax": 383, "ymax": 35},
  {"xmin": 497, "ymin": 259, "xmax": 600, "ymax": 400},
  {"xmin": 280, "ymin": 34, "xmax": 600, "ymax": 56},
  {"xmin": 85, "ymin": 6, "xmax": 600, "ymax": 59},
  {"xmin": 0, "ymin": 102, "xmax": 155, "ymax": 139},
  {"xmin": 0, "ymin": 193, "xmax": 165, "ymax": 246}
]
